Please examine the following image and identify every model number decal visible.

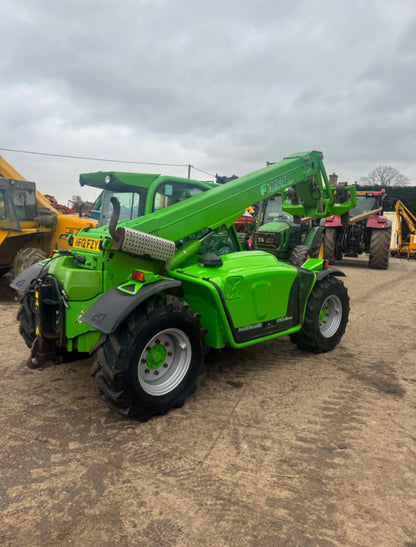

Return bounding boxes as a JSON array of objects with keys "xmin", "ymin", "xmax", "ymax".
[
  {"xmin": 261, "ymin": 176, "xmax": 294, "ymax": 197},
  {"xmin": 237, "ymin": 316, "xmax": 293, "ymax": 333}
]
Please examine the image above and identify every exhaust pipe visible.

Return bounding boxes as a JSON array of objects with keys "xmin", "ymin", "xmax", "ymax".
[
  {"xmin": 108, "ymin": 196, "xmax": 176, "ymax": 262},
  {"xmin": 108, "ymin": 196, "xmax": 125, "ymax": 250}
]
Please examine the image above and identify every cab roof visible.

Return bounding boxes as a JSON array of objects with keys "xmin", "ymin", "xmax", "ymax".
[{"xmin": 79, "ymin": 171, "xmax": 217, "ymax": 193}]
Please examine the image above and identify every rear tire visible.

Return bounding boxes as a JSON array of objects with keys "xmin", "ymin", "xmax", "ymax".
[
  {"xmin": 91, "ymin": 295, "xmax": 206, "ymax": 420},
  {"xmin": 323, "ymin": 228, "xmax": 338, "ymax": 264},
  {"xmin": 289, "ymin": 245, "xmax": 310, "ymax": 267},
  {"xmin": 369, "ymin": 228, "xmax": 391, "ymax": 270},
  {"xmin": 13, "ymin": 248, "xmax": 47, "ymax": 278},
  {"xmin": 311, "ymin": 233, "xmax": 325, "ymax": 259},
  {"xmin": 290, "ymin": 276, "xmax": 349, "ymax": 353}
]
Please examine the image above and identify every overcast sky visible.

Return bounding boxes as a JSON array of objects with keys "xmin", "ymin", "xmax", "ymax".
[{"xmin": 1, "ymin": 0, "xmax": 415, "ymax": 204}]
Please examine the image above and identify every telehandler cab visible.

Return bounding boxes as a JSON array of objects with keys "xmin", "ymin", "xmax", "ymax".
[{"xmin": 12, "ymin": 151, "xmax": 356, "ymax": 421}]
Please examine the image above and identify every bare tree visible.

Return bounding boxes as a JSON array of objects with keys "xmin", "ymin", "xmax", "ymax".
[
  {"xmin": 359, "ymin": 166, "xmax": 410, "ymax": 187},
  {"xmin": 68, "ymin": 194, "xmax": 84, "ymax": 212}
]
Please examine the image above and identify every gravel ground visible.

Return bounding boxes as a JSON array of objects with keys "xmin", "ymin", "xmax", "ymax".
[{"xmin": 0, "ymin": 256, "xmax": 416, "ymax": 546}]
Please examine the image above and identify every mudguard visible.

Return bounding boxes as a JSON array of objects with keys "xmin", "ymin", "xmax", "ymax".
[
  {"xmin": 366, "ymin": 216, "xmax": 391, "ymax": 229},
  {"xmin": 10, "ymin": 262, "xmax": 50, "ymax": 292},
  {"xmin": 81, "ymin": 279, "xmax": 182, "ymax": 334},
  {"xmin": 315, "ymin": 267, "xmax": 345, "ymax": 281}
]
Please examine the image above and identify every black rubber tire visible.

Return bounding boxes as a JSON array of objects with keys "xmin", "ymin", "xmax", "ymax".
[
  {"xmin": 289, "ymin": 245, "xmax": 310, "ymax": 267},
  {"xmin": 91, "ymin": 295, "xmax": 206, "ymax": 421},
  {"xmin": 323, "ymin": 228, "xmax": 338, "ymax": 264},
  {"xmin": 290, "ymin": 276, "xmax": 349, "ymax": 353},
  {"xmin": 311, "ymin": 233, "xmax": 325, "ymax": 260},
  {"xmin": 13, "ymin": 248, "xmax": 47, "ymax": 278},
  {"xmin": 17, "ymin": 291, "xmax": 37, "ymax": 348},
  {"xmin": 369, "ymin": 228, "xmax": 391, "ymax": 270}
]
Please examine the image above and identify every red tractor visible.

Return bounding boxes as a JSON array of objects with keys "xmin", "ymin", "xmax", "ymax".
[{"xmin": 323, "ymin": 189, "xmax": 391, "ymax": 269}]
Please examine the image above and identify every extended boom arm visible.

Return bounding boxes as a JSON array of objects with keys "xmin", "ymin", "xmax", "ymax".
[{"xmin": 107, "ymin": 151, "xmax": 356, "ymax": 247}]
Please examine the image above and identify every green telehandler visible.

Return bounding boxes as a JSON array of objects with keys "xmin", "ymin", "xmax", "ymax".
[{"xmin": 11, "ymin": 151, "xmax": 356, "ymax": 421}]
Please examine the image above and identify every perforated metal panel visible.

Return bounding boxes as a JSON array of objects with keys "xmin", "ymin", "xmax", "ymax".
[{"xmin": 121, "ymin": 228, "xmax": 176, "ymax": 262}]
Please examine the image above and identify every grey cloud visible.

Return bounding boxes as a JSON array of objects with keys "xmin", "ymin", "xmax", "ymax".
[{"xmin": 1, "ymin": 0, "xmax": 415, "ymax": 203}]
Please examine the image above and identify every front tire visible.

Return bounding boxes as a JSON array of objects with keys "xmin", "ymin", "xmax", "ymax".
[
  {"xmin": 290, "ymin": 276, "xmax": 349, "ymax": 353},
  {"xmin": 91, "ymin": 295, "xmax": 206, "ymax": 420},
  {"xmin": 13, "ymin": 248, "xmax": 47, "ymax": 278},
  {"xmin": 289, "ymin": 245, "xmax": 310, "ymax": 267},
  {"xmin": 17, "ymin": 291, "xmax": 37, "ymax": 348}
]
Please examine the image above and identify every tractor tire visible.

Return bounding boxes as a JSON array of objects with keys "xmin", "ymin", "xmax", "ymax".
[
  {"xmin": 290, "ymin": 276, "xmax": 349, "ymax": 353},
  {"xmin": 369, "ymin": 227, "xmax": 391, "ymax": 270},
  {"xmin": 311, "ymin": 233, "xmax": 325, "ymax": 260},
  {"xmin": 323, "ymin": 228, "xmax": 338, "ymax": 264},
  {"xmin": 17, "ymin": 291, "xmax": 37, "ymax": 348},
  {"xmin": 289, "ymin": 245, "xmax": 310, "ymax": 267},
  {"xmin": 13, "ymin": 248, "xmax": 47, "ymax": 278},
  {"xmin": 91, "ymin": 294, "xmax": 206, "ymax": 421}
]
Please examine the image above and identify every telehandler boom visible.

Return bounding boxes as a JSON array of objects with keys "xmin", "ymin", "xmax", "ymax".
[{"xmin": 12, "ymin": 151, "xmax": 355, "ymax": 421}]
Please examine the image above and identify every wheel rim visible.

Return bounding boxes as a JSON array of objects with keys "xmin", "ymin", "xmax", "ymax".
[
  {"xmin": 137, "ymin": 328, "xmax": 192, "ymax": 396},
  {"xmin": 319, "ymin": 294, "xmax": 342, "ymax": 338},
  {"xmin": 318, "ymin": 242, "xmax": 325, "ymax": 259}
]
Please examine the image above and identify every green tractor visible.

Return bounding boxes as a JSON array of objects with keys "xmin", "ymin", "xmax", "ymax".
[
  {"xmin": 251, "ymin": 193, "xmax": 326, "ymax": 266},
  {"xmin": 12, "ymin": 151, "xmax": 356, "ymax": 421},
  {"xmin": 251, "ymin": 174, "xmax": 356, "ymax": 266}
]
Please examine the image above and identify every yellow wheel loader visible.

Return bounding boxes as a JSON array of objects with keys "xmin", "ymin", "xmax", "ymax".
[{"xmin": 0, "ymin": 157, "xmax": 97, "ymax": 277}]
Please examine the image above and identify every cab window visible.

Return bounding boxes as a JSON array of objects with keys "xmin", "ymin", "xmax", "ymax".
[
  {"xmin": 153, "ymin": 182, "xmax": 205, "ymax": 212},
  {"xmin": 11, "ymin": 189, "xmax": 36, "ymax": 220},
  {"xmin": 0, "ymin": 190, "xmax": 5, "ymax": 220},
  {"xmin": 100, "ymin": 190, "xmax": 145, "ymax": 225},
  {"xmin": 177, "ymin": 227, "xmax": 240, "ymax": 257}
]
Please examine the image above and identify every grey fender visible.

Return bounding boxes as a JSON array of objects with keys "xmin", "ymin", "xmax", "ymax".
[
  {"xmin": 10, "ymin": 262, "xmax": 50, "ymax": 292},
  {"xmin": 81, "ymin": 279, "xmax": 182, "ymax": 334},
  {"xmin": 315, "ymin": 267, "xmax": 346, "ymax": 281}
]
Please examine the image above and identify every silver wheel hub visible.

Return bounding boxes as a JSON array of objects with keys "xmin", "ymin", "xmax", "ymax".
[
  {"xmin": 319, "ymin": 294, "xmax": 342, "ymax": 338},
  {"xmin": 137, "ymin": 328, "xmax": 191, "ymax": 396}
]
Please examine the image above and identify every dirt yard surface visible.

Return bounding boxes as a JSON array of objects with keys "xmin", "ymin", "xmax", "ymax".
[{"xmin": 1, "ymin": 257, "xmax": 416, "ymax": 546}]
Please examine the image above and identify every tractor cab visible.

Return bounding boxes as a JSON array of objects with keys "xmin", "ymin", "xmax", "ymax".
[{"xmin": 0, "ymin": 179, "xmax": 37, "ymax": 232}]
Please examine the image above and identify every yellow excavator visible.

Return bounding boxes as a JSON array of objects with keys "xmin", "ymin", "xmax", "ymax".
[
  {"xmin": 0, "ymin": 156, "xmax": 97, "ymax": 277},
  {"xmin": 391, "ymin": 200, "xmax": 416, "ymax": 259}
]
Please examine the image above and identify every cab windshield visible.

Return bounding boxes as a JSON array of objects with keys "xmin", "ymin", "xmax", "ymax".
[
  {"xmin": 350, "ymin": 196, "xmax": 379, "ymax": 217},
  {"xmin": 262, "ymin": 195, "xmax": 292, "ymax": 224}
]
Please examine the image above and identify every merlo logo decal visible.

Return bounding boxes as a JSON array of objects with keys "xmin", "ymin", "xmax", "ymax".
[{"xmin": 224, "ymin": 276, "xmax": 244, "ymax": 300}]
